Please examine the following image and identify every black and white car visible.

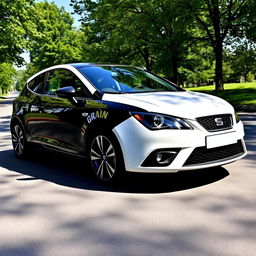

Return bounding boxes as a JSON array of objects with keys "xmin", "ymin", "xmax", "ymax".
[{"xmin": 11, "ymin": 63, "xmax": 247, "ymax": 182}]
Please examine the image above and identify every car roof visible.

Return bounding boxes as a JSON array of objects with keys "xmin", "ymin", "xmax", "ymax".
[{"xmin": 69, "ymin": 63, "xmax": 133, "ymax": 69}]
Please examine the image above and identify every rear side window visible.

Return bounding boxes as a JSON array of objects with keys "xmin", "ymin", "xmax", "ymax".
[{"xmin": 28, "ymin": 73, "xmax": 45, "ymax": 94}]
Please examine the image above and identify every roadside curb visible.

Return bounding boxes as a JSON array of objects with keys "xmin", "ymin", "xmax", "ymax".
[{"xmin": 234, "ymin": 105, "xmax": 256, "ymax": 112}]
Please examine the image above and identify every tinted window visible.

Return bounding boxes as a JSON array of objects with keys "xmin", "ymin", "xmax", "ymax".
[
  {"xmin": 77, "ymin": 66, "xmax": 184, "ymax": 94},
  {"xmin": 45, "ymin": 69, "xmax": 88, "ymax": 96},
  {"xmin": 28, "ymin": 73, "xmax": 45, "ymax": 94}
]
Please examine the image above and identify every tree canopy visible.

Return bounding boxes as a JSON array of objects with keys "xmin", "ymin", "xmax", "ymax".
[
  {"xmin": 71, "ymin": 0, "xmax": 255, "ymax": 90},
  {"xmin": 0, "ymin": 63, "xmax": 16, "ymax": 95},
  {"xmin": 1, "ymin": 0, "xmax": 256, "ymax": 95},
  {"xmin": 29, "ymin": 2, "xmax": 83, "ymax": 71},
  {"xmin": 0, "ymin": 0, "xmax": 35, "ymax": 65},
  {"xmin": 182, "ymin": 0, "xmax": 253, "ymax": 90}
]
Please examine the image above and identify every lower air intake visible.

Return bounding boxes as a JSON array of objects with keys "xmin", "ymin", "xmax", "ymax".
[{"xmin": 183, "ymin": 140, "xmax": 245, "ymax": 166}]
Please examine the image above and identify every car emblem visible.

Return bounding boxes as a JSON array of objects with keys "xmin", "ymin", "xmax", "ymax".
[{"xmin": 214, "ymin": 117, "xmax": 224, "ymax": 126}]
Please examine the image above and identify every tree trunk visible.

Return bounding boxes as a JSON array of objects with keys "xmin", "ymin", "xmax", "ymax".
[
  {"xmin": 172, "ymin": 55, "xmax": 178, "ymax": 84},
  {"xmin": 166, "ymin": 55, "xmax": 179, "ymax": 84},
  {"xmin": 214, "ymin": 43, "xmax": 224, "ymax": 91},
  {"xmin": 210, "ymin": 1, "xmax": 224, "ymax": 91},
  {"xmin": 244, "ymin": 67, "xmax": 247, "ymax": 82},
  {"xmin": 141, "ymin": 47, "xmax": 153, "ymax": 71}
]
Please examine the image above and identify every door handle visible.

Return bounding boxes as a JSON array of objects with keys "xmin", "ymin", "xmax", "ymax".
[{"xmin": 21, "ymin": 105, "xmax": 29, "ymax": 111}]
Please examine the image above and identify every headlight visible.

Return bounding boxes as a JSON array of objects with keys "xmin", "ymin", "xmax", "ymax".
[
  {"xmin": 235, "ymin": 112, "xmax": 240, "ymax": 123},
  {"xmin": 131, "ymin": 112, "xmax": 192, "ymax": 130}
]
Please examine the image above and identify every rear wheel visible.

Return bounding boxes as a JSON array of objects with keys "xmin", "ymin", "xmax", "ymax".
[
  {"xmin": 88, "ymin": 132, "xmax": 124, "ymax": 183},
  {"xmin": 11, "ymin": 122, "xmax": 30, "ymax": 158}
]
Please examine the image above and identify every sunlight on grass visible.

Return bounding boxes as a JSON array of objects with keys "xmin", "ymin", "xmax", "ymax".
[{"xmin": 188, "ymin": 82, "xmax": 256, "ymax": 105}]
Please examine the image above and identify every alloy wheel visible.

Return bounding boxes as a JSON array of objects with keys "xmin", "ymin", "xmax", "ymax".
[
  {"xmin": 12, "ymin": 124, "xmax": 25, "ymax": 156},
  {"xmin": 90, "ymin": 135, "xmax": 117, "ymax": 181}
]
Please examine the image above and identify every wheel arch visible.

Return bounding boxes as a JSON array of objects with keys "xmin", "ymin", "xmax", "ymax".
[
  {"xmin": 84, "ymin": 118, "xmax": 123, "ymax": 157},
  {"xmin": 10, "ymin": 116, "xmax": 25, "ymax": 130},
  {"xmin": 84, "ymin": 119, "xmax": 115, "ymax": 148}
]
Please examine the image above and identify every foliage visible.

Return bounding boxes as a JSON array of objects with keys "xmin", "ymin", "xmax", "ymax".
[
  {"xmin": 181, "ymin": 0, "xmax": 252, "ymax": 91},
  {"xmin": 178, "ymin": 44, "xmax": 215, "ymax": 86},
  {"xmin": 0, "ymin": 63, "xmax": 17, "ymax": 95},
  {"xmin": 0, "ymin": 0, "xmax": 35, "ymax": 65},
  {"xmin": 15, "ymin": 63, "xmax": 39, "ymax": 91},
  {"xmin": 71, "ymin": 0, "xmax": 254, "ymax": 90},
  {"xmin": 228, "ymin": 41, "xmax": 256, "ymax": 82},
  {"xmin": 29, "ymin": 2, "xmax": 83, "ymax": 70},
  {"xmin": 1, "ymin": 0, "xmax": 256, "ymax": 94},
  {"xmin": 71, "ymin": 0, "xmax": 194, "ymax": 83}
]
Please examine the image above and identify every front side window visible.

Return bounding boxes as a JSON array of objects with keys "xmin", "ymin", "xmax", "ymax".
[
  {"xmin": 77, "ymin": 66, "xmax": 184, "ymax": 94},
  {"xmin": 44, "ymin": 69, "xmax": 86, "ymax": 96}
]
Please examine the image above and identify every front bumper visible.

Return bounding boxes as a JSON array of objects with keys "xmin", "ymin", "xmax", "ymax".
[{"xmin": 112, "ymin": 116, "xmax": 247, "ymax": 173}]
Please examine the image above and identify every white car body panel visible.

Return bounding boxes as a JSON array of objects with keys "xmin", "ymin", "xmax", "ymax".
[
  {"xmin": 104, "ymin": 85, "xmax": 246, "ymax": 173},
  {"xmin": 103, "ymin": 91, "xmax": 234, "ymax": 119},
  {"xmin": 113, "ymin": 116, "xmax": 246, "ymax": 173}
]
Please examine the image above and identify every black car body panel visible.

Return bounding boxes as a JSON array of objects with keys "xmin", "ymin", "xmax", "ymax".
[{"xmin": 12, "ymin": 80, "xmax": 145, "ymax": 156}]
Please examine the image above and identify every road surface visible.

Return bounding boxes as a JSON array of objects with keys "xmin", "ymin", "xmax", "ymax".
[{"xmin": 0, "ymin": 93, "xmax": 256, "ymax": 256}]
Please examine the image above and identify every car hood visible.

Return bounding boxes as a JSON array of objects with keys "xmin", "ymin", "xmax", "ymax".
[{"xmin": 102, "ymin": 90, "xmax": 234, "ymax": 119}]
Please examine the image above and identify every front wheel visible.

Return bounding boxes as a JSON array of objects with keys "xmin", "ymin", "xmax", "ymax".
[{"xmin": 89, "ymin": 133, "xmax": 124, "ymax": 183}]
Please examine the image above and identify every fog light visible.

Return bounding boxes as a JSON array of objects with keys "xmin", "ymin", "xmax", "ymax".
[{"xmin": 141, "ymin": 148, "xmax": 181, "ymax": 167}]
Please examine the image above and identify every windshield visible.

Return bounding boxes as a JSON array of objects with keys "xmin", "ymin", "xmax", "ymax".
[{"xmin": 77, "ymin": 65, "xmax": 184, "ymax": 94}]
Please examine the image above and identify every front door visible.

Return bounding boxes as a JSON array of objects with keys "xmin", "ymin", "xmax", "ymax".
[{"xmin": 30, "ymin": 68, "xmax": 92, "ymax": 154}]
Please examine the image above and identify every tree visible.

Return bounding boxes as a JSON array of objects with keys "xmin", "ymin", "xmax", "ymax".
[
  {"xmin": 0, "ymin": 63, "xmax": 17, "ymax": 95},
  {"xmin": 182, "ymin": 0, "xmax": 252, "ymax": 91},
  {"xmin": 178, "ymin": 43, "xmax": 215, "ymax": 86},
  {"xmin": 15, "ymin": 63, "xmax": 39, "ymax": 91},
  {"xmin": 0, "ymin": 0, "xmax": 35, "ymax": 65},
  {"xmin": 71, "ymin": 0, "xmax": 193, "ymax": 83},
  {"xmin": 29, "ymin": 2, "xmax": 83, "ymax": 70},
  {"xmin": 228, "ymin": 40, "xmax": 256, "ymax": 82}
]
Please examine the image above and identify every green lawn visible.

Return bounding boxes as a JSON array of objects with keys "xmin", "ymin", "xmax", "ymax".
[
  {"xmin": 0, "ymin": 96, "xmax": 7, "ymax": 100},
  {"xmin": 187, "ymin": 82, "xmax": 256, "ymax": 106}
]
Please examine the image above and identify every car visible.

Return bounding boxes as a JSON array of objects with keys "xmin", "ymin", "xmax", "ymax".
[{"xmin": 11, "ymin": 63, "xmax": 247, "ymax": 183}]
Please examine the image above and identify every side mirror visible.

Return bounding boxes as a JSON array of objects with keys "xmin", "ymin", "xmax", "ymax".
[{"xmin": 56, "ymin": 86, "xmax": 76, "ymax": 98}]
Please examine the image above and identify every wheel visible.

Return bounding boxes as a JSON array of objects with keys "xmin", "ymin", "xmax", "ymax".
[
  {"xmin": 11, "ymin": 122, "xmax": 30, "ymax": 158},
  {"xmin": 88, "ymin": 132, "xmax": 124, "ymax": 183}
]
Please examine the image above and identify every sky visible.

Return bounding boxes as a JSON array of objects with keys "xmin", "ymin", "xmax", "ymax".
[
  {"xmin": 52, "ymin": 0, "xmax": 81, "ymax": 27},
  {"xmin": 20, "ymin": 0, "xmax": 81, "ymax": 66}
]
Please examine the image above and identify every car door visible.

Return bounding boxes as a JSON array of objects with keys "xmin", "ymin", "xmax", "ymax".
[
  {"xmin": 28, "ymin": 68, "xmax": 93, "ymax": 154},
  {"xmin": 25, "ymin": 72, "xmax": 48, "ymax": 139}
]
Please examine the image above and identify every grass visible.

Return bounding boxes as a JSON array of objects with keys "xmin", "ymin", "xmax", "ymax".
[
  {"xmin": 0, "ymin": 91, "xmax": 8, "ymax": 99},
  {"xmin": 188, "ymin": 82, "xmax": 256, "ymax": 106}
]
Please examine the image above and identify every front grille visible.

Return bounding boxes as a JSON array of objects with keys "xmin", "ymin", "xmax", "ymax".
[
  {"xmin": 183, "ymin": 140, "xmax": 244, "ymax": 166},
  {"xmin": 196, "ymin": 114, "xmax": 233, "ymax": 132}
]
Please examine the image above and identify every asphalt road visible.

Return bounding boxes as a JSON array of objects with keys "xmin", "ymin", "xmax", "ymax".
[{"xmin": 0, "ymin": 93, "xmax": 256, "ymax": 256}]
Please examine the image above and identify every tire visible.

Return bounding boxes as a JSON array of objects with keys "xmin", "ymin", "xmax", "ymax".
[
  {"xmin": 11, "ymin": 122, "xmax": 31, "ymax": 159},
  {"xmin": 88, "ymin": 131, "xmax": 125, "ymax": 183}
]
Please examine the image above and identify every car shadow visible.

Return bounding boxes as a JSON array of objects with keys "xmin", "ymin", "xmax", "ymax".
[{"xmin": 0, "ymin": 148, "xmax": 229, "ymax": 194}]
